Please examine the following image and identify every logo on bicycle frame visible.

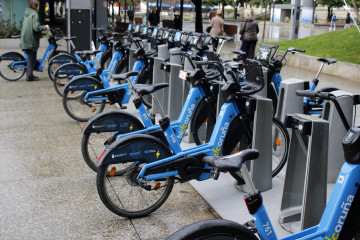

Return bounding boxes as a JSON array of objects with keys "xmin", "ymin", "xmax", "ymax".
[{"xmin": 211, "ymin": 122, "xmax": 230, "ymax": 156}]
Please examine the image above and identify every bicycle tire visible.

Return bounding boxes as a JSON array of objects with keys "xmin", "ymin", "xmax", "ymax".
[
  {"xmin": 48, "ymin": 53, "xmax": 77, "ymax": 81},
  {"xmin": 62, "ymin": 77, "xmax": 106, "ymax": 122},
  {"xmin": 226, "ymin": 117, "xmax": 289, "ymax": 181},
  {"xmin": 167, "ymin": 219, "xmax": 259, "ymax": 240},
  {"xmin": 96, "ymin": 135, "xmax": 175, "ymax": 218},
  {"xmin": 54, "ymin": 63, "xmax": 88, "ymax": 97},
  {"xmin": 81, "ymin": 113, "xmax": 145, "ymax": 172},
  {"xmin": 0, "ymin": 52, "xmax": 26, "ymax": 81}
]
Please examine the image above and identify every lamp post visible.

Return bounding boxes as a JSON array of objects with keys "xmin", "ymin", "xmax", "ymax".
[
  {"xmin": 272, "ymin": 0, "xmax": 275, "ymax": 22},
  {"xmin": 312, "ymin": 0, "xmax": 316, "ymax": 24}
]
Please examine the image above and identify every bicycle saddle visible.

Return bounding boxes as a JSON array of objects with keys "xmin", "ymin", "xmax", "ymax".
[
  {"xmin": 318, "ymin": 58, "xmax": 337, "ymax": 65},
  {"xmin": 75, "ymin": 50, "xmax": 102, "ymax": 56},
  {"xmin": 143, "ymin": 49, "xmax": 157, "ymax": 57},
  {"xmin": 111, "ymin": 71, "xmax": 138, "ymax": 81},
  {"xmin": 203, "ymin": 149, "xmax": 259, "ymax": 171},
  {"xmin": 132, "ymin": 83, "xmax": 169, "ymax": 96}
]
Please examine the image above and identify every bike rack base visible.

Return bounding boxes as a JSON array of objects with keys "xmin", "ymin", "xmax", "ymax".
[
  {"xmin": 275, "ymin": 78, "xmax": 309, "ymax": 122},
  {"xmin": 235, "ymin": 96, "xmax": 273, "ymax": 192},
  {"xmin": 322, "ymin": 90, "xmax": 354, "ymax": 182},
  {"xmin": 279, "ymin": 113, "xmax": 329, "ymax": 233}
]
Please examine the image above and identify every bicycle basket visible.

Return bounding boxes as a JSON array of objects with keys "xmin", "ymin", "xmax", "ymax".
[
  {"xmin": 255, "ymin": 44, "xmax": 273, "ymax": 67},
  {"xmin": 241, "ymin": 59, "xmax": 264, "ymax": 95}
]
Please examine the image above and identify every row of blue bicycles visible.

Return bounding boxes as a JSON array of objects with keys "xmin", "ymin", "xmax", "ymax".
[{"xmin": 1, "ymin": 23, "xmax": 359, "ymax": 239}]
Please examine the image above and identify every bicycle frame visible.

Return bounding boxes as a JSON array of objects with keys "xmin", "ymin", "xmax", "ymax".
[
  {"xmin": 12, "ymin": 42, "xmax": 56, "ymax": 71},
  {"xmin": 248, "ymin": 162, "xmax": 360, "ymax": 240},
  {"xmin": 132, "ymin": 100, "xmax": 240, "ymax": 182},
  {"xmin": 113, "ymin": 84, "xmax": 206, "ymax": 142},
  {"xmin": 82, "ymin": 53, "xmax": 142, "ymax": 105}
]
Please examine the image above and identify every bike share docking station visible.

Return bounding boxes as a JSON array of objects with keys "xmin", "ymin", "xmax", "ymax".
[
  {"xmin": 278, "ymin": 90, "xmax": 355, "ymax": 233},
  {"xmin": 152, "ymin": 47, "xmax": 184, "ymax": 120}
]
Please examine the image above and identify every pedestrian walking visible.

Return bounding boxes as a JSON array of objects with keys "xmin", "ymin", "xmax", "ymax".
[
  {"xmin": 148, "ymin": 7, "xmax": 159, "ymax": 26},
  {"xmin": 239, "ymin": 9, "xmax": 259, "ymax": 59},
  {"xmin": 208, "ymin": 8, "xmax": 216, "ymax": 22},
  {"xmin": 209, "ymin": 9, "xmax": 224, "ymax": 52},
  {"xmin": 344, "ymin": 12, "xmax": 351, "ymax": 28},
  {"xmin": 329, "ymin": 13, "xmax": 336, "ymax": 30},
  {"xmin": 127, "ymin": 7, "xmax": 134, "ymax": 24},
  {"xmin": 20, "ymin": 0, "xmax": 49, "ymax": 81}
]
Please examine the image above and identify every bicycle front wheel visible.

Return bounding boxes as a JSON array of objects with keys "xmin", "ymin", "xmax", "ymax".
[
  {"xmin": 62, "ymin": 78, "xmax": 106, "ymax": 122},
  {"xmin": 229, "ymin": 117, "xmax": 289, "ymax": 181},
  {"xmin": 0, "ymin": 52, "xmax": 26, "ymax": 81},
  {"xmin": 167, "ymin": 219, "xmax": 259, "ymax": 240}
]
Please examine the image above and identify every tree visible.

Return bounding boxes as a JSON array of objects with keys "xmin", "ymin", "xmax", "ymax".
[
  {"xmin": 349, "ymin": 0, "xmax": 360, "ymax": 23},
  {"xmin": 191, "ymin": 0, "xmax": 203, "ymax": 33},
  {"xmin": 317, "ymin": 0, "xmax": 345, "ymax": 21}
]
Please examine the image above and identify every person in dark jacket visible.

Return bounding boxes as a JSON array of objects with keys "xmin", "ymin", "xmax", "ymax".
[
  {"xmin": 148, "ymin": 7, "xmax": 159, "ymax": 26},
  {"xmin": 20, "ymin": 0, "xmax": 49, "ymax": 81},
  {"xmin": 127, "ymin": 7, "xmax": 134, "ymax": 24},
  {"xmin": 344, "ymin": 13, "xmax": 351, "ymax": 28},
  {"xmin": 240, "ymin": 9, "xmax": 259, "ymax": 59}
]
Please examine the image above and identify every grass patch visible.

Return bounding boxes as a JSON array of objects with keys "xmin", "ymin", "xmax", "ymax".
[{"xmin": 263, "ymin": 27, "xmax": 360, "ymax": 65}]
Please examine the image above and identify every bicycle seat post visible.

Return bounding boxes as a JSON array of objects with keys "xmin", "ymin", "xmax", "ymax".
[
  {"xmin": 151, "ymin": 92, "xmax": 167, "ymax": 119},
  {"xmin": 240, "ymin": 164, "xmax": 257, "ymax": 195},
  {"xmin": 314, "ymin": 61, "xmax": 325, "ymax": 82}
]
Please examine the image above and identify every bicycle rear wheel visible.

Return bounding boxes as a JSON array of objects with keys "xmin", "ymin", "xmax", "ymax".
[
  {"xmin": 82, "ymin": 112, "xmax": 145, "ymax": 172},
  {"xmin": 167, "ymin": 219, "xmax": 258, "ymax": 240},
  {"xmin": 62, "ymin": 78, "xmax": 106, "ymax": 122},
  {"xmin": 0, "ymin": 52, "xmax": 26, "ymax": 81},
  {"xmin": 97, "ymin": 136, "xmax": 175, "ymax": 218}
]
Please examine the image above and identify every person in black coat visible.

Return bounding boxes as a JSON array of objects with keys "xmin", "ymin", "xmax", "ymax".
[{"xmin": 148, "ymin": 7, "xmax": 159, "ymax": 26}]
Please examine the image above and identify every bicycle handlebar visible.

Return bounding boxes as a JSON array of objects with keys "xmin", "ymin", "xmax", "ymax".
[
  {"xmin": 296, "ymin": 90, "xmax": 351, "ymax": 130},
  {"xmin": 296, "ymin": 90, "xmax": 332, "ymax": 100}
]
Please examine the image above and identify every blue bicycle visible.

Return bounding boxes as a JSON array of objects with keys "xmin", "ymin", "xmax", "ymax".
[
  {"xmin": 167, "ymin": 90, "xmax": 360, "ymax": 240},
  {"xmin": 48, "ymin": 28, "xmax": 113, "ymax": 82},
  {"xmin": 255, "ymin": 44, "xmax": 339, "ymax": 115},
  {"xmin": 95, "ymin": 58, "xmax": 289, "ymax": 218},
  {"xmin": 0, "ymin": 28, "xmax": 70, "ymax": 81},
  {"xmin": 81, "ymin": 55, "xmax": 221, "ymax": 172},
  {"xmin": 61, "ymin": 27, "xmax": 160, "ymax": 121}
]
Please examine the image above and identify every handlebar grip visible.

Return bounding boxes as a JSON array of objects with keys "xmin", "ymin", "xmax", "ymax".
[
  {"xmin": 318, "ymin": 92, "xmax": 332, "ymax": 100},
  {"xmin": 195, "ymin": 61, "xmax": 208, "ymax": 66},
  {"xmin": 296, "ymin": 90, "xmax": 317, "ymax": 98},
  {"xmin": 295, "ymin": 48, "xmax": 306, "ymax": 53}
]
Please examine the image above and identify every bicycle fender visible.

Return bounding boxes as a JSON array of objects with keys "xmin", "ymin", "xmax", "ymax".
[
  {"xmin": 63, "ymin": 76, "xmax": 102, "ymax": 92},
  {"xmin": 82, "ymin": 110, "xmax": 144, "ymax": 134},
  {"xmin": 190, "ymin": 98, "xmax": 215, "ymax": 133},
  {"xmin": 49, "ymin": 53, "xmax": 77, "ymax": 65},
  {"xmin": 54, "ymin": 63, "xmax": 87, "ymax": 77},
  {"xmin": 98, "ymin": 134, "xmax": 172, "ymax": 166},
  {"xmin": 100, "ymin": 49, "xmax": 112, "ymax": 69},
  {"xmin": 0, "ymin": 51, "xmax": 25, "ymax": 61},
  {"xmin": 222, "ymin": 117, "xmax": 247, "ymax": 155}
]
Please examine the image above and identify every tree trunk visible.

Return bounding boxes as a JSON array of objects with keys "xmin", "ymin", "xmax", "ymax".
[
  {"xmin": 49, "ymin": 0, "xmax": 55, "ymax": 22},
  {"xmin": 191, "ymin": 0, "xmax": 203, "ymax": 33},
  {"xmin": 327, "ymin": 6, "xmax": 331, "ymax": 22},
  {"xmin": 351, "ymin": 0, "xmax": 360, "ymax": 23}
]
